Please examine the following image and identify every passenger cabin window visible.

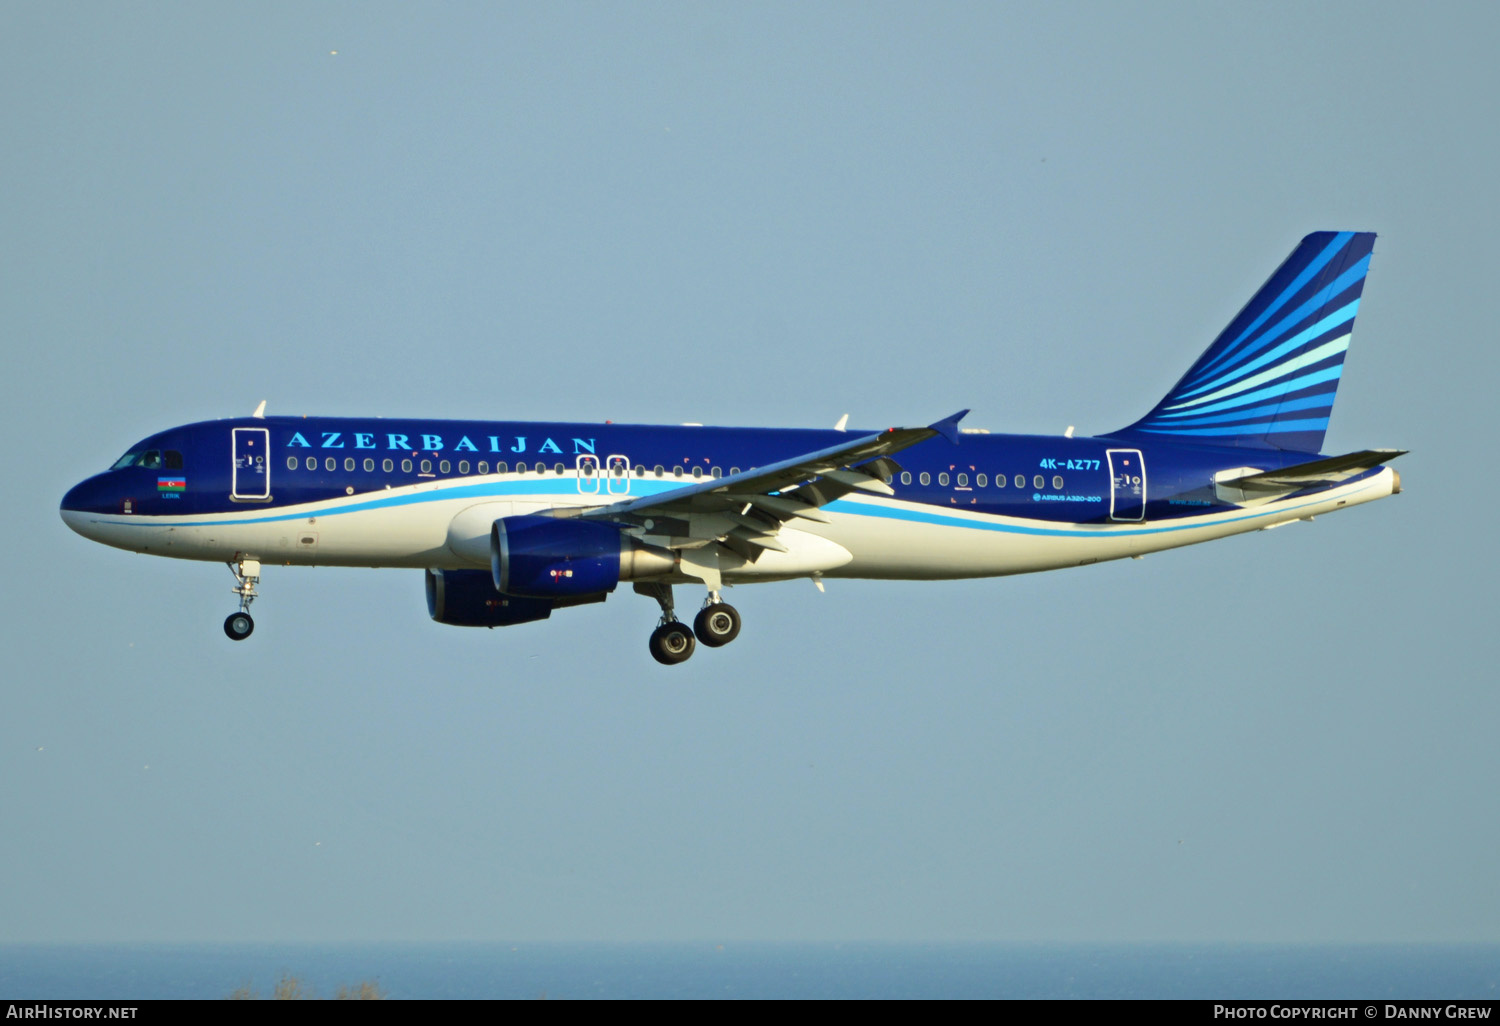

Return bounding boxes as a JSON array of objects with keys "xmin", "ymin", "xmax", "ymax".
[
  {"xmin": 711, "ymin": 467, "xmax": 722, "ymax": 479},
  {"xmin": 479, "ymin": 461, "xmax": 491, "ymax": 474},
  {"xmin": 420, "ymin": 459, "xmax": 432, "ymax": 473},
  {"xmin": 634, "ymin": 465, "xmax": 645, "ymax": 476},
  {"xmin": 325, "ymin": 457, "xmax": 336, "ymax": 472},
  {"xmin": 402, "ymin": 459, "xmax": 413, "ymax": 473},
  {"xmin": 938, "ymin": 472, "xmax": 949, "ymax": 486},
  {"xmin": 458, "ymin": 460, "xmax": 469, "ymax": 474},
  {"xmin": 976, "ymin": 473, "xmax": 987, "ymax": 487},
  {"xmin": 654, "ymin": 466, "xmax": 664, "ymax": 477},
  {"xmin": 493, "ymin": 461, "xmax": 504, "ymax": 474},
  {"xmin": 440, "ymin": 460, "xmax": 450, "ymax": 474},
  {"xmin": 344, "ymin": 458, "xmax": 355, "ymax": 472},
  {"xmin": 900, "ymin": 472, "xmax": 911, "ymax": 485},
  {"xmin": 957, "ymin": 473, "xmax": 968, "ymax": 486},
  {"xmin": 1053, "ymin": 475, "xmax": 1064, "ymax": 490},
  {"xmin": 286, "ymin": 457, "xmax": 297, "ymax": 470},
  {"xmin": 535, "ymin": 462, "xmax": 546, "ymax": 474},
  {"xmin": 730, "ymin": 467, "xmax": 740, "ymax": 475},
  {"xmin": 919, "ymin": 472, "xmax": 930, "ymax": 485},
  {"xmin": 692, "ymin": 467, "xmax": 703, "ymax": 479},
  {"xmin": 383, "ymin": 458, "xmax": 394, "ymax": 472},
  {"xmin": 305, "ymin": 457, "xmax": 316, "ymax": 470},
  {"xmin": 1033, "ymin": 474, "xmax": 1044, "ymax": 489},
  {"xmin": 364, "ymin": 458, "xmax": 375, "ymax": 472},
  {"xmin": 554, "ymin": 463, "xmax": 564, "ymax": 475},
  {"xmin": 673, "ymin": 466, "xmax": 684, "ymax": 478},
  {"xmin": 1014, "ymin": 474, "xmax": 1025, "ymax": 488}
]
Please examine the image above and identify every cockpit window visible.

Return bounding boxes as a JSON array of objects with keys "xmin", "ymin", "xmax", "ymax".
[
  {"xmin": 164, "ymin": 450, "xmax": 183, "ymax": 470},
  {"xmin": 111, "ymin": 449, "xmax": 163, "ymax": 470}
]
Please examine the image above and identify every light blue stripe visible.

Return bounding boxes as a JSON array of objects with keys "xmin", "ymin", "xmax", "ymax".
[
  {"xmin": 1151, "ymin": 366, "xmax": 1343, "ymax": 419},
  {"xmin": 1148, "ymin": 392, "xmax": 1334, "ymax": 428},
  {"xmin": 1175, "ymin": 300, "xmax": 1358, "ymax": 402},
  {"xmin": 1190, "ymin": 232, "xmax": 1352, "ymax": 382},
  {"xmin": 1188, "ymin": 254, "xmax": 1369, "ymax": 387}
]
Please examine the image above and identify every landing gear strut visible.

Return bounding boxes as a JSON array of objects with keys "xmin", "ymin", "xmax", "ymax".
[
  {"xmin": 223, "ymin": 558, "xmax": 261, "ymax": 641},
  {"xmin": 636, "ymin": 582, "xmax": 695, "ymax": 665}
]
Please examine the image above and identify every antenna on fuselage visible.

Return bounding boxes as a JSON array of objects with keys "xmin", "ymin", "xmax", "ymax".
[{"xmin": 252, "ymin": 400, "xmax": 266, "ymax": 419}]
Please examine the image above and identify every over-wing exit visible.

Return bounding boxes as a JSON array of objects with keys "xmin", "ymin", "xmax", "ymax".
[{"xmin": 62, "ymin": 232, "xmax": 1403, "ymax": 664}]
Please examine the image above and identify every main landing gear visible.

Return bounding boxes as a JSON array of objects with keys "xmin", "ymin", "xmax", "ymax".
[
  {"xmin": 223, "ymin": 558, "xmax": 261, "ymax": 641},
  {"xmin": 636, "ymin": 583, "xmax": 742, "ymax": 665}
]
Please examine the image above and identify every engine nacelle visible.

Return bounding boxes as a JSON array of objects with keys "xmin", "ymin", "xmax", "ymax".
[
  {"xmin": 426, "ymin": 568, "xmax": 582, "ymax": 627},
  {"xmin": 491, "ymin": 514, "xmax": 674, "ymax": 599}
]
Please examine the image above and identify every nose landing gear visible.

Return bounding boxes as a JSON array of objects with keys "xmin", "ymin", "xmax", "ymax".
[{"xmin": 223, "ymin": 559, "xmax": 261, "ymax": 642}]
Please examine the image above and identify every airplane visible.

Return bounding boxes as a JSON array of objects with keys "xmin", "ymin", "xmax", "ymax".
[{"xmin": 60, "ymin": 231, "xmax": 1403, "ymax": 665}]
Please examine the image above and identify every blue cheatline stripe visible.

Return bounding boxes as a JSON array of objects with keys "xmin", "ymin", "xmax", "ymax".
[
  {"xmin": 1188, "ymin": 254, "xmax": 1369, "ymax": 387},
  {"xmin": 1150, "ymin": 365, "xmax": 1344, "ymax": 421},
  {"xmin": 1191, "ymin": 232, "xmax": 1354, "ymax": 381},
  {"xmin": 85, "ymin": 471, "xmax": 1388, "ymax": 543},
  {"xmin": 1134, "ymin": 416, "xmax": 1331, "ymax": 438},
  {"xmin": 1174, "ymin": 301, "xmax": 1358, "ymax": 403},
  {"xmin": 1148, "ymin": 392, "xmax": 1334, "ymax": 428}
]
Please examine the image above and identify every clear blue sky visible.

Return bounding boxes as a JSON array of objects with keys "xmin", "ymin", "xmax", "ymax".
[{"xmin": 3, "ymin": 1, "xmax": 1495, "ymax": 942}]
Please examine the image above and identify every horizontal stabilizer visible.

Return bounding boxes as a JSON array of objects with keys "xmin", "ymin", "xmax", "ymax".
[
  {"xmin": 1215, "ymin": 449, "xmax": 1404, "ymax": 505},
  {"xmin": 1228, "ymin": 449, "xmax": 1405, "ymax": 487}
]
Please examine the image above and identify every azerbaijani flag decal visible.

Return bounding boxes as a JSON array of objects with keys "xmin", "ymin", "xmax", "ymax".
[{"xmin": 157, "ymin": 477, "xmax": 186, "ymax": 492}]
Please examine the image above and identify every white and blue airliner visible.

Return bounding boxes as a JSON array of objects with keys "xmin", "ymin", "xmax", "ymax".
[{"xmin": 62, "ymin": 232, "xmax": 1403, "ymax": 664}]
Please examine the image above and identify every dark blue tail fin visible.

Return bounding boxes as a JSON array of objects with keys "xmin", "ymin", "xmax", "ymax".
[{"xmin": 1115, "ymin": 231, "xmax": 1376, "ymax": 453}]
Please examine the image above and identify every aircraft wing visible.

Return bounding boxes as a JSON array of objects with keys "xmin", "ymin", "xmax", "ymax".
[{"xmin": 562, "ymin": 411, "xmax": 967, "ymax": 559}]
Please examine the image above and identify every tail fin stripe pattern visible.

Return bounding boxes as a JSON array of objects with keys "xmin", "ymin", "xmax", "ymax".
[
  {"xmin": 1156, "ymin": 367, "xmax": 1344, "ymax": 420},
  {"xmin": 1155, "ymin": 392, "xmax": 1339, "ymax": 427},
  {"xmin": 1167, "ymin": 330, "xmax": 1352, "ymax": 410},
  {"xmin": 1135, "ymin": 417, "xmax": 1337, "ymax": 439},
  {"xmin": 1187, "ymin": 255, "xmax": 1369, "ymax": 386},
  {"xmin": 1189, "ymin": 232, "xmax": 1354, "ymax": 379},
  {"xmin": 1112, "ymin": 231, "xmax": 1375, "ymax": 453}
]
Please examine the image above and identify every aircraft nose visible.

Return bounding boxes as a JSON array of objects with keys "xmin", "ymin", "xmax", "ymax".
[{"xmin": 60, "ymin": 473, "xmax": 119, "ymax": 521}]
